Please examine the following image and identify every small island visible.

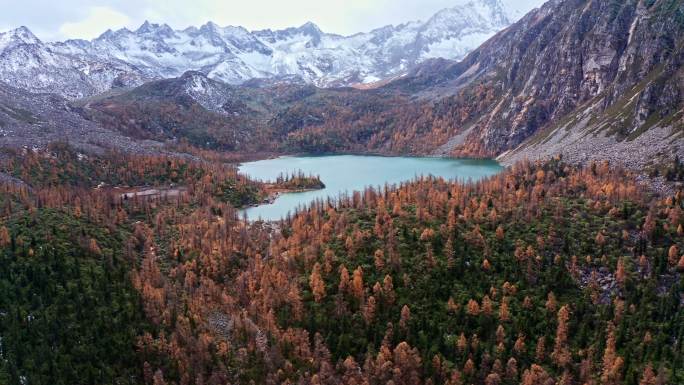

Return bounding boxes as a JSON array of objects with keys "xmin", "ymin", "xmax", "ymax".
[{"xmin": 258, "ymin": 170, "xmax": 325, "ymax": 205}]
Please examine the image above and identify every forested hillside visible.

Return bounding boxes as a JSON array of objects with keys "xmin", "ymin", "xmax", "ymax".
[
  {"xmin": 0, "ymin": 208, "xmax": 149, "ymax": 384},
  {"xmin": 129, "ymin": 157, "xmax": 684, "ymax": 385},
  {"xmin": 1, "ymin": 148, "xmax": 681, "ymax": 384},
  {"xmin": 0, "ymin": 1, "xmax": 682, "ymax": 384}
]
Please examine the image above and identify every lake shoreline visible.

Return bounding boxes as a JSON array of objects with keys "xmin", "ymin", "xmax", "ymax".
[
  {"xmin": 237, "ymin": 151, "xmax": 502, "ymax": 168},
  {"xmin": 250, "ymin": 187, "xmax": 325, "ymax": 208},
  {"xmin": 239, "ymin": 155, "xmax": 503, "ymax": 221},
  {"xmin": 247, "ymin": 181, "xmax": 327, "ymax": 208}
]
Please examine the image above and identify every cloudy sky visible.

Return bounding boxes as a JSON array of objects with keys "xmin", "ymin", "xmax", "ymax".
[{"xmin": 1, "ymin": 0, "xmax": 546, "ymax": 41}]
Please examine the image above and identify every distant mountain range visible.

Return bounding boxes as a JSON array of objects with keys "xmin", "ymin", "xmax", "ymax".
[
  {"xmin": 0, "ymin": 0, "xmax": 681, "ymax": 174},
  {"xmin": 0, "ymin": 0, "xmax": 526, "ymax": 99}
]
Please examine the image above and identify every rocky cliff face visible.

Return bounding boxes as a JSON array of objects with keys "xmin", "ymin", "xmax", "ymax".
[{"xmin": 394, "ymin": 0, "xmax": 683, "ymax": 164}]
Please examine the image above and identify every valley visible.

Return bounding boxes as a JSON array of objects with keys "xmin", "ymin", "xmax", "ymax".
[
  {"xmin": 0, "ymin": 0, "xmax": 682, "ymax": 384},
  {"xmin": 1, "ymin": 0, "xmax": 681, "ymax": 179}
]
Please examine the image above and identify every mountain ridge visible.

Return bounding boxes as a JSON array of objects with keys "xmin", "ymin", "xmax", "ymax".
[
  {"xmin": 0, "ymin": 0, "xmax": 681, "ymax": 177},
  {"xmin": 0, "ymin": 0, "xmax": 525, "ymax": 98},
  {"xmin": 53, "ymin": 0, "xmax": 684, "ymax": 176},
  {"xmin": 376, "ymin": 0, "xmax": 683, "ymax": 169}
]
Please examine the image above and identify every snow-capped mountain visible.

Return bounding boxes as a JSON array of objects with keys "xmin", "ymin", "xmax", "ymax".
[
  {"xmin": 0, "ymin": 0, "xmax": 537, "ymax": 99},
  {"xmin": 0, "ymin": 27, "xmax": 147, "ymax": 99}
]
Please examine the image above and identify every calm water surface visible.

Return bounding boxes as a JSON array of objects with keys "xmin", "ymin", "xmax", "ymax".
[{"xmin": 239, "ymin": 155, "xmax": 503, "ymax": 221}]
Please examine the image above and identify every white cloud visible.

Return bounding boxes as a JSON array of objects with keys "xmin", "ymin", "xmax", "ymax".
[{"xmin": 58, "ymin": 6, "xmax": 132, "ymax": 40}]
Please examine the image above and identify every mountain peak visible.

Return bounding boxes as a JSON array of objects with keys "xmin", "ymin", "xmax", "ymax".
[
  {"xmin": 136, "ymin": 20, "xmax": 153, "ymax": 33},
  {"xmin": 135, "ymin": 21, "xmax": 173, "ymax": 35},
  {"xmin": 198, "ymin": 21, "xmax": 225, "ymax": 37},
  {"xmin": 0, "ymin": 26, "xmax": 41, "ymax": 52},
  {"xmin": 98, "ymin": 28, "xmax": 115, "ymax": 39},
  {"xmin": 296, "ymin": 21, "xmax": 323, "ymax": 38},
  {"xmin": 299, "ymin": 21, "xmax": 321, "ymax": 32},
  {"xmin": 131, "ymin": 21, "xmax": 176, "ymax": 40},
  {"xmin": 476, "ymin": 0, "xmax": 510, "ymax": 24},
  {"xmin": 96, "ymin": 26, "xmax": 133, "ymax": 41},
  {"xmin": 5, "ymin": 26, "xmax": 40, "ymax": 44},
  {"xmin": 427, "ymin": 0, "xmax": 509, "ymax": 30},
  {"xmin": 202, "ymin": 21, "xmax": 220, "ymax": 30},
  {"xmin": 196, "ymin": 22, "xmax": 231, "ymax": 46}
]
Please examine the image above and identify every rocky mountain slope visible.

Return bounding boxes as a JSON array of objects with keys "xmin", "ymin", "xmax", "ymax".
[
  {"xmin": 76, "ymin": 71, "xmax": 292, "ymax": 150},
  {"xmin": 389, "ymin": 0, "xmax": 684, "ymax": 168},
  {"xmin": 79, "ymin": 0, "xmax": 684, "ymax": 171},
  {"xmin": 79, "ymin": 70, "xmax": 414, "ymax": 152},
  {"xmin": 0, "ymin": 0, "xmax": 523, "ymax": 98},
  {"xmin": 0, "ymin": 27, "xmax": 147, "ymax": 99},
  {"xmin": 0, "ymin": 0, "xmax": 681, "ymax": 175},
  {"xmin": 0, "ymin": 81, "xmax": 163, "ymax": 154}
]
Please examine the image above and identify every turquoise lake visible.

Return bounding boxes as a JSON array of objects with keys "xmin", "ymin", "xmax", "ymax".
[{"xmin": 239, "ymin": 155, "xmax": 503, "ymax": 221}]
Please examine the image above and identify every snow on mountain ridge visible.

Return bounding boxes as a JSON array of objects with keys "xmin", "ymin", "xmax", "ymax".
[
  {"xmin": 0, "ymin": 26, "xmax": 41, "ymax": 53},
  {"xmin": 0, "ymin": 0, "xmax": 539, "ymax": 99}
]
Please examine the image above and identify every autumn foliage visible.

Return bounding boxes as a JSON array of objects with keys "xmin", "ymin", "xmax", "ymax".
[{"xmin": 1, "ymin": 151, "xmax": 683, "ymax": 385}]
